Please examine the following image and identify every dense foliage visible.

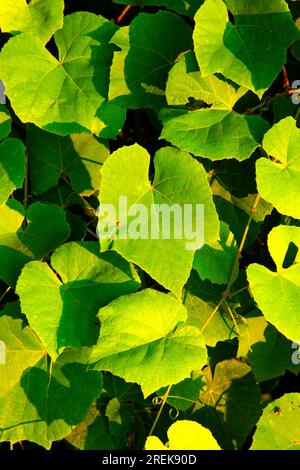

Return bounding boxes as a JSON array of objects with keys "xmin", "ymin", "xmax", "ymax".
[{"xmin": 0, "ymin": 0, "xmax": 299, "ymax": 451}]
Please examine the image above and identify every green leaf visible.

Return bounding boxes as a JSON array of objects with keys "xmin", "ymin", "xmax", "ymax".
[
  {"xmin": 145, "ymin": 420, "xmax": 220, "ymax": 450},
  {"xmin": 194, "ymin": 359, "xmax": 262, "ymax": 449},
  {"xmin": 193, "ymin": 0, "xmax": 300, "ymax": 96},
  {"xmin": 251, "ymin": 394, "xmax": 300, "ymax": 450},
  {"xmin": 0, "ymin": 310, "xmax": 102, "ymax": 449},
  {"xmin": 98, "ymin": 144, "xmax": 219, "ymax": 297},
  {"xmin": 0, "ymin": 201, "xmax": 70, "ymax": 287},
  {"xmin": 90, "ymin": 289, "xmax": 207, "ymax": 398},
  {"xmin": 247, "ymin": 225, "xmax": 300, "ymax": 342},
  {"xmin": 183, "ymin": 271, "xmax": 245, "ymax": 346},
  {"xmin": 212, "ymin": 179, "xmax": 272, "ymax": 247},
  {"xmin": 109, "ymin": 11, "xmax": 192, "ymax": 110},
  {"xmin": 0, "ymin": 138, "xmax": 25, "ymax": 204},
  {"xmin": 28, "ymin": 126, "xmax": 109, "ymax": 195},
  {"xmin": 0, "ymin": 104, "xmax": 12, "ymax": 141},
  {"xmin": 238, "ymin": 312, "xmax": 296, "ymax": 382},
  {"xmin": 0, "ymin": 0, "xmax": 64, "ymax": 43},
  {"xmin": 0, "ymin": 13, "xmax": 119, "ymax": 136},
  {"xmin": 16, "ymin": 242, "xmax": 140, "ymax": 360},
  {"xmin": 193, "ymin": 221, "xmax": 238, "ymax": 285},
  {"xmin": 160, "ymin": 52, "xmax": 269, "ymax": 160},
  {"xmin": 66, "ymin": 403, "xmax": 117, "ymax": 450},
  {"xmin": 257, "ymin": 117, "xmax": 300, "ymax": 219}
]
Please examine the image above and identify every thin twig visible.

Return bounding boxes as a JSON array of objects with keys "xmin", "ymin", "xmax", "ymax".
[
  {"xmin": 200, "ymin": 195, "xmax": 261, "ymax": 334},
  {"xmin": 117, "ymin": 5, "xmax": 132, "ymax": 24},
  {"xmin": 149, "ymin": 385, "xmax": 172, "ymax": 436}
]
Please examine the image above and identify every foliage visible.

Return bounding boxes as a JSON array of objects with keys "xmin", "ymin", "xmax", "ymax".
[{"xmin": 0, "ymin": 0, "xmax": 299, "ymax": 451}]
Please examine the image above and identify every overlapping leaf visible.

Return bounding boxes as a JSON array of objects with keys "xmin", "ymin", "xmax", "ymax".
[
  {"xmin": 109, "ymin": 11, "xmax": 193, "ymax": 110},
  {"xmin": 16, "ymin": 242, "xmax": 140, "ymax": 360},
  {"xmin": 90, "ymin": 289, "xmax": 207, "ymax": 397},
  {"xmin": 193, "ymin": 0, "xmax": 300, "ymax": 96},
  {"xmin": 0, "ymin": 201, "xmax": 70, "ymax": 287},
  {"xmin": 160, "ymin": 52, "xmax": 269, "ymax": 160},
  {"xmin": 0, "ymin": 306, "xmax": 102, "ymax": 449},
  {"xmin": 28, "ymin": 126, "xmax": 109, "ymax": 195},
  {"xmin": 194, "ymin": 359, "xmax": 262, "ymax": 449}
]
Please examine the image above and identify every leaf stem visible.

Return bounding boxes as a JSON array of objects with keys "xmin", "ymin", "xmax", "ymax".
[
  {"xmin": 149, "ymin": 384, "xmax": 172, "ymax": 436},
  {"xmin": 0, "ymin": 286, "xmax": 11, "ymax": 305},
  {"xmin": 200, "ymin": 195, "xmax": 261, "ymax": 333},
  {"xmin": 117, "ymin": 5, "xmax": 132, "ymax": 24}
]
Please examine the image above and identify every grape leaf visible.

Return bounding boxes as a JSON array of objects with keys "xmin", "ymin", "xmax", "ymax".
[
  {"xmin": 193, "ymin": 0, "xmax": 300, "ymax": 96},
  {"xmin": 257, "ymin": 117, "xmax": 300, "ymax": 219},
  {"xmin": 0, "ymin": 12, "xmax": 120, "ymax": 136},
  {"xmin": 146, "ymin": 420, "xmax": 220, "ymax": 450},
  {"xmin": 0, "ymin": 138, "xmax": 25, "ymax": 205},
  {"xmin": 247, "ymin": 225, "xmax": 300, "ymax": 342},
  {"xmin": 16, "ymin": 242, "xmax": 141, "ymax": 360},
  {"xmin": 193, "ymin": 221, "xmax": 238, "ymax": 285},
  {"xmin": 109, "ymin": 11, "xmax": 192, "ymax": 110},
  {"xmin": 0, "ymin": 201, "xmax": 70, "ymax": 287},
  {"xmin": 28, "ymin": 126, "xmax": 109, "ymax": 195},
  {"xmin": 90, "ymin": 289, "xmax": 207, "ymax": 398},
  {"xmin": 194, "ymin": 359, "xmax": 262, "ymax": 449},
  {"xmin": 238, "ymin": 312, "xmax": 296, "ymax": 382},
  {"xmin": 0, "ymin": 308, "xmax": 102, "ymax": 449},
  {"xmin": 98, "ymin": 144, "xmax": 219, "ymax": 297},
  {"xmin": 160, "ymin": 52, "xmax": 269, "ymax": 160},
  {"xmin": 251, "ymin": 394, "xmax": 300, "ymax": 450},
  {"xmin": 0, "ymin": 0, "xmax": 64, "ymax": 44},
  {"xmin": 0, "ymin": 105, "xmax": 11, "ymax": 141}
]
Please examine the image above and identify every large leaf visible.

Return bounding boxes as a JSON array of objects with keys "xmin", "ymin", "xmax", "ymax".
[
  {"xmin": 247, "ymin": 225, "xmax": 300, "ymax": 342},
  {"xmin": 0, "ymin": 13, "xmax": 120, "ymax": 136},
  {"xmin": 98, "ymin": 144, "xmax": 219, "ymax": 297},
  {"xmin": 90, "ymin": 289, "xmax": 207, "ymax": 398},
  {"xmin": 194, "ymin": 359, "xmax": 262, "ymax": 449},
  {"xmin": 146, "ymin": 420, "xmax": 220, "ymax": 450},
  {"xmin": 0, "ymin": 201, "xmax": 70, "ymax": 287},
  {"xmin": 0, "ymin": 307, "xmax": 102, "ymax": 449},
  {"xmin": 160, "ymin": 52, "xmax": 268, "ymax": 160},
  {"xmin": 193, "ymin": 0, "xmax": 300, "ymax": 96},
  {"xmin": 0, "ymin": 0, "xmax": 64, "ymax": 43},
  {"xmin": 251, "ymin": 394, "xmax": 300, "ymax": 450},
  {"xmin": 109, "ymin": 11, "xmax": 192, "ymax": 110},
  {"xmin": 16, "ymin": 242, "xmax": 140, "ymax": 360},
  {"xmin": 0, "ymin": 138, "xmax": 25, "ymax": 204},
  {"xmin": 257, "ymin": 117, "xmax": 300, "ymax": 219},
  {"xmin": 28, "ymin": 126, "xmax": 109, "ymax": 195}
]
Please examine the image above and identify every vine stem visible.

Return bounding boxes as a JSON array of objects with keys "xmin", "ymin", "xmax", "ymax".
[
  {"xmin": 117, "ymin": 5, "xmax": 132, "ymax": 24},
  {"xmin": 24, "ymin": 125, "xmax": 29, "ymax": 216},
  {"xmin": 0, "ymin": 286, "xmax": 11, "ymax": 305},
  {"xmin": 149, "ymin": 384, "xmax": 172, "ymax": 436},
  {"xmin": 200, "ymin": 194, "xmax": 261, "ymax": 334}
]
